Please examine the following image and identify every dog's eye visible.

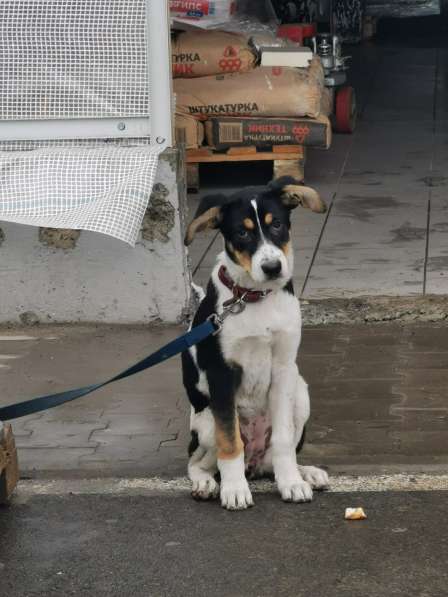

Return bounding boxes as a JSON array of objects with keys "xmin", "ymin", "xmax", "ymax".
[
  {"xmin": 238, "ymin": 229, "xmax": 249, "ymax": 239},
  {"xmin": 271, "ymin": 219, "xmax": 282, "ymax": 230}
]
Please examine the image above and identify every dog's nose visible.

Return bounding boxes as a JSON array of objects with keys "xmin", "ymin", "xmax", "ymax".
[{"xmin": 261, "ymin": 260, "xmax": 282, "ymax": 279}]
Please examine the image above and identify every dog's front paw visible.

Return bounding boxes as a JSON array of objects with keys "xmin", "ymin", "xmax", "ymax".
[
  {"xmin": 298, "ymin": 465, "xmax": 329, "ymax": 490},
  {"xmin": 191, "ymin": 477, "xmax": 219, "ymax": 501},
  {"xmin": 277, "ymin": 476, "xmax": 313, "ymax": 503},
  {"xmin": 220, "ymin": 480, "xmax": 254, "ymax": 511}
]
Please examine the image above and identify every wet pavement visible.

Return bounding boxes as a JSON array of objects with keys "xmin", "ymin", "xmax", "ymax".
[
  {"xmin": 1, "ymin": 321, "xmax": 448, "ymax": 476},
  {"xmin": 2, "ymin": 489, "xmax": 448, "ymax": 597}
]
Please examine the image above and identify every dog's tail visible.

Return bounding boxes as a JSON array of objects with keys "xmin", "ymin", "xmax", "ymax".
[
  {"xmin": 191, "ymin": 282, "xmax": 205, "ymax": 304},
  {"xmin": 186, "ymin": 283, "xmax": 206, "ymax": 326}
]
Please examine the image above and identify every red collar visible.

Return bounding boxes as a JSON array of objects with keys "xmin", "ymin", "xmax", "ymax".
[{"xmin": 218, "ymin": 265, "xmax": 271, "ymax": 303}]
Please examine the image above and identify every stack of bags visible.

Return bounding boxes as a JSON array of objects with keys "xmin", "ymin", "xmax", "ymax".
[{"xmin": 172, "ymin": 29, "xmax": 333, "ymax": 152}]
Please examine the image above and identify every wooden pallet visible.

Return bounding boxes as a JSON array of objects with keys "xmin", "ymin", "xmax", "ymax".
[
  {"xmin": 0, "ymin": 423, "xmax": 19, "ymax": 504},
  {"xmin": 186, "ymin": 145, "xmax": 305, "ymax": 192}
]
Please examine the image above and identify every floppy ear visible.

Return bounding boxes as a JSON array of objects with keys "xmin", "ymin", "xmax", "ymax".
[
  {"xmin": 184, "ymin": 206, "xmax": 222, "ymax": 246},
  {"xmin": 269, "ymin": 176, "xmax": 326, "ymax": 213},
  {"xmin": 281, "ymin": 184, "xmax": 326, "ymax": 213},
  {"xmin": 185, "ymin": 193, "xmax": 229, "ymax": 245}
]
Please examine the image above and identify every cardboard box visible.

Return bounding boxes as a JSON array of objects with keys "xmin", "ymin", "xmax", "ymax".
[
  {"xmin": 174, "ymin": 58, "xmax": 325, "ymax": 120},
  {"xmin": 205, "ymin": 115, "xmax": 332, "ymax": 150},
  {"xmin": 172, "ymin": 30, "xmax": 256, "ymax": 78},
  {"xmin": 175, "ymin": 113, "xmax": 205, "ymax": 148}
]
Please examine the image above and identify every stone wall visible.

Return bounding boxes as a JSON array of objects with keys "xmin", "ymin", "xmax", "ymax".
[{"xmin": 0, "ymin": 148, "xmax": 192, "ymax": 325}]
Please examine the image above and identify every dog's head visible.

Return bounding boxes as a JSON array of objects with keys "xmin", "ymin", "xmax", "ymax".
[{"xmin": 185, "ymin": 177, "xmax": 326, "ymax": 286}]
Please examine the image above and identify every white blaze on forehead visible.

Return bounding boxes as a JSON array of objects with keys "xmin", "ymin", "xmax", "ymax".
[
  {"xmin": 250, "ymin": 198, "xmax": 265, "ymax": 241},
  {"xmin": 249, "ymin": 198, "xmax": 290, "ymax": 282}
]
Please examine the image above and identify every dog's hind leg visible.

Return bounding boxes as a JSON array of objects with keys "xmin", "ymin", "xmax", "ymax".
[
  {"xmin": 297, "ymin": 465, "xmax": 329, "ymax": 490},
  {"xmin": 294, "ymin": 375, "xmax": 329, "ymax": 491},
  {"xmin": 189, "ymin": 408, "xmax": 219, "ymax": 500},
  {"xmin": 189, "ymin": 447, "xmax": 219, "ymax": 500}
]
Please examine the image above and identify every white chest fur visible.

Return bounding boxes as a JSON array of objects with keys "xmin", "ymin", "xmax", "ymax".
[{"xmin": 219, "ymin": 286, "xmax": 302, "ymax": 418}]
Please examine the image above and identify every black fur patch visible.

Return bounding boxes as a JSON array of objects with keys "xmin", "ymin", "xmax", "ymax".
[
  {"xmin": 284, "ymin": 279, "xmax": 295, "ymax": 295},
  {"xmin": 182, "ymin": 279, "xmax": 243, "ymax": 450},
  {"xmin": 181, "ymin": 349, "xmax": 208, "ymax": 414},
  {"xmin": 188, "ymin": 430, "xmax": 199, "ymax": 457},
  {"xmin": 296, "ymin": 425, "xmax": 306, "ymax": 454}
]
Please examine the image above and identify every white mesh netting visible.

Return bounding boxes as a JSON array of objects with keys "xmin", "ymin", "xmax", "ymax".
[
  {"xmin": 0, "ymin": 0, "xmax": 165, "ymax": 245},
  {"xmin": 0, "ymin": 146, "xmax": 160, "ymax": 244},
  {"xmin": 0, "ymin": 0, "xmax": 148, "ymax": 120}
]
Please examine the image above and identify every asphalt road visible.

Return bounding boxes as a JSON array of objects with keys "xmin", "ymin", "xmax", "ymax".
[{"xmin": 2, "ymin": 489, "xmax": 448, "ymax": 597}]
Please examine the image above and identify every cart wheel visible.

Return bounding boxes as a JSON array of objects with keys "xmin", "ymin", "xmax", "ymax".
[{"xmin": 335, "ymin": 86, "xmax": 357, "ymax": 134}]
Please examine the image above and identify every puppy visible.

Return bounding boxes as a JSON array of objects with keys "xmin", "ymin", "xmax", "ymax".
[{"xmin": 182, "ymin": 176, "xmax": 329, "ymax": 510}]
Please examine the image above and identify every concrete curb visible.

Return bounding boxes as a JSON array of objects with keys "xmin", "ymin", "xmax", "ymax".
[
  {"xmin": 301, "ymin": 295, "xmax": 448, "ymax": 326},
  {"xmin": 13, "ymin": 473, "xmax": 448, "ymax": 500},
  {"xmin": 2, "ymin": 295, "xmax": 448, "ymax": 329}
]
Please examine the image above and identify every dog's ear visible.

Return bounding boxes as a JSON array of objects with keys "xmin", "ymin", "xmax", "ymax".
[
  {"xmin": 281, "ymin": 184, "xmax": 326, "ymax": 213},
  {"xmin": 184, "ymin": 207, "xmax": 222, "ymax": 246},
  {"xmin": 269, "ymin": 176, "xmax": 327, "ymax": 214},
  {"xmin": 184, "ymin": 193, "xmax": 226, "ymax": 246}
]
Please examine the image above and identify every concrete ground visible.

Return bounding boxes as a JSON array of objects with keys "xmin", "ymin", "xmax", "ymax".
[
  {"xmin": 2, "ymin": 319, "xmax": 448, "ymax": 596},
  {"xmin": 2, "ymin": 486, "xmax": 448, "ymax": 597},
  {"xmin": 3, "ymin": 21, "xmax": 448, "ymax": 597},
  {"xmin": 2, "ymin": 322, "xmax": 448, "ymax": 476}
]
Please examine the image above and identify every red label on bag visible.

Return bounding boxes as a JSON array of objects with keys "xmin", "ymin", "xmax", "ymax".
[
  {"xmin": 292, "ymin": 124, "xmax": 311, "ymax": 143},
  {"xmin": 218, "ymin": 46, "xmax": 241, "ymax": 72},
  {"xmin": 223, "ymin": 45, "xmax": 237, "ymax": 58},
  {"xmin": 170, "ymin": 1, "xmax": 211, "ymax": 15},
  {"xmin": 248, "ymin": 124, "xmax": 288, "ymax": 134},
  {"xmin": 173, "ymin": 63, "xmax": 195, "ymax": 76}
]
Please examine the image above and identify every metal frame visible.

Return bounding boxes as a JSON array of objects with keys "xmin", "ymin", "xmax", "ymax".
[
  {"xmin": 0, "ymin": 0, "xmax": 173, "ymax": 149},
  {"xmin": 147, "ymin": 0, "xmax": 173, "ymax": 149}
]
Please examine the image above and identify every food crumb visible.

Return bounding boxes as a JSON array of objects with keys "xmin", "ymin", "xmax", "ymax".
[{"xmin": 345, "ymin": 507, "xmax": 367, "ymax": 520}]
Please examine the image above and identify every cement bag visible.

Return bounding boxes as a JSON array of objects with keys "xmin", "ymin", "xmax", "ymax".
[
  {"xmin": 174, "ymin": 58, "xmax": 325, "ymax": 120},
  {"xmin": 172, "ymin": 30, "xmax": 256, "ymax": 78},
  {"xmin": 170, "ymin": 0, "xmax": 236, "ymax": 20}
]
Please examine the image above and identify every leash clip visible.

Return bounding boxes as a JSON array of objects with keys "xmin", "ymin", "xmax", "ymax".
[
  {"xmin": 207, "ymin": 313, "xmax": 223, "ymax": 335},
  {"xmin": 209, "ymin": 292, "xmax": 248, "ymax": 335},
  {"xmin": 223, "ymin": 291, "xmax": 248, "ymax": 315}
]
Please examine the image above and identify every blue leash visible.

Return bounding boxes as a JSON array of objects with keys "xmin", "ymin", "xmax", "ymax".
[{"xmin": 0, "ymin": 319, "xmax": 216, "ymax": 422}]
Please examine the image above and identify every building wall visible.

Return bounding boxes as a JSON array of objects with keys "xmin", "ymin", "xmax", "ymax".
[{"xmin": 0, "ymin": 148, "xmax": 192, "ymax": 325}]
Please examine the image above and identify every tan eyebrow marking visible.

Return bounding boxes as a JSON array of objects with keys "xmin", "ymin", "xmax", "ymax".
[
  {"xmin": 233, "ymin": 249, "xmax": 252, "ymax": 273},
  {"xmin": 243, "ymin": 218, "xmax": 255, "ymax": 230},
  {"xmin": 265, "ymin": 213, "xmax": 273, "ymax": 225}
]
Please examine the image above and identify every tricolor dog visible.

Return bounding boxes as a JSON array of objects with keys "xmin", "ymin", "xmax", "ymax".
[{"xmin": 182, "ymin": 176, "xmax": 329, "ymax": 510}]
